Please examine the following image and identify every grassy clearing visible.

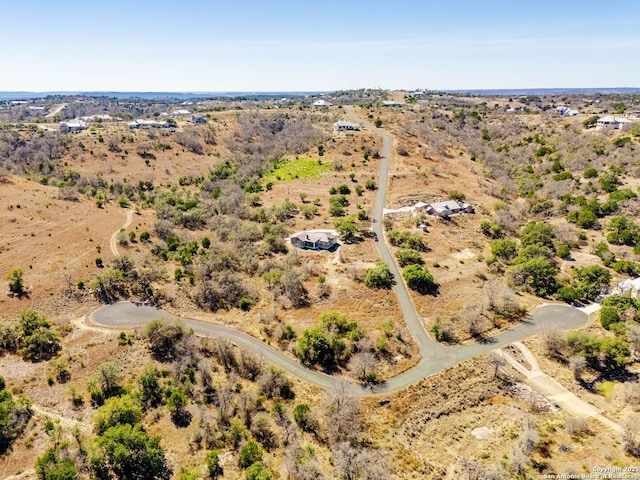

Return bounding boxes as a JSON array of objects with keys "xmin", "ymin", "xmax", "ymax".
[{"xmin": 264, "ymin": 157, "xmax": 331, "ymax": 184}]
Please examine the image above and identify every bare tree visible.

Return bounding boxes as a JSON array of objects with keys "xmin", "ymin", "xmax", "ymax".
[
  {"xmin": 564, "ymin": 417, "xmax": 589, "ymax": 436},
  {"xmin": 348, "ymin": 350, "xmax": 378, "ymax": 383},
  {"xmin": 487, "ymin": 352, "xmax": 505, "ymax": 379},
  {"xmin": 322, "ymin": 380, "xmax": 362, "ymax": 444},
  {"xmin": 541, "ymin": 328, "xmax": 566, "ymax": 359},
  {"xmin": 622, "ymin": 415, "xmax": 640, "ymax": 457},
  {"xmin": 569, "ymin": 355, "xmax": 587, "ymax": 381},
  {"xmin": 332, "ymin": 442, "xmax": 390, "ymax": 480}
]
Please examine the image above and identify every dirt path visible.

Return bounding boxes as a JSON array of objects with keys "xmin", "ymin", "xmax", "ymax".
[
  {"xmin": 109, "ymin": 208, "xmax": 133, "ymax": 256},
  {"xmin": 45, "ymin": 103, "xmax": 67, "ymax": 118},
  {"xmin": 497, "ymin": 342, "xmax": 623, "ymax": 433}
]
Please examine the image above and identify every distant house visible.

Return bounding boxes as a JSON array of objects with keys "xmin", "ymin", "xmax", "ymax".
[
  {"xmin": 383, "ymin": 100, "xmax": 405, "ymax": 107},
  {"xmin": 333, "ymin": 120, "xmax": 360, "ymax": 132},
  {"xmin": 596, "ymin": 115, "xmax": 633, "ymax": 130},
  {"xmin": 171, "ymin": 109, "xmax": 191, "ymax": 117},
  {"xmin": 128, "ymin": 119, "xmax": 170, "ymax": 129},
  {"xmin": 290, "ymin": 231, "xmax": 338, "ymax": 250},
  {"xmin": 313, "ymin": 99, "xmax": 332, "ymax": 107},
  {"xmin": 627, "ymin": 111, "xmax": 640, "ymax": 120},
  {"xmin": 417, "ymin": 200, "xmax": 474, "ymax": 218},
  {"xmin": 618, "ymin": 277, "xmax": 640, "ymax": 299},
  {"xmin": 555, "ymin": 106, "xmax": 579, "ymax": 116},
  {"xmin": 191, "ymin": 115, "xmax": 208, "ymax": 124},
  {"xmin": 59, "ymin": 120, "xmax": 86, "ymax": 133},
  {"xmin": 80, "ymin": 114, "xmax": 120, "ymax": 122}
]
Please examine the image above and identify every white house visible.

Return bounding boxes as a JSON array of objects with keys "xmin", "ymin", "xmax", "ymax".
[
  {"xmin": 596, "ymin": 115, "xmax": 633, "ymax": 131},
  {"xmin": 555, "ymin": 106, "xmax": 579, "ymax": 116},
  {"xmin": 333, "ymin": 120, "xmax": 360, "ymax": 132},
  {"xmin": 383, "ymin": 100, "xmax": 405, "ymax": 107},
  {"xmin": 171, "ymin": 109, "xmax": 191, "ymax": 117},
  {"xmin": 313, "ymin": 99, "xmax": 332, "ymax": 107},
  {"xmin": 128, "ymin": 119, "xmax": 170, "ymax": 129},
  {"xmin": 627, "ymin": 111, "xmax": 640, "ymax": 120},
  {"xmin": 59, "ymin": 120, "xmax": 86, "ymax": 133},
  {"xmin": 618, "ymin": 277, "xmax": 640, "ymax": 299},
  {"xmin": 417, "ymin": 200, "xmax": 474, "ymax": 218},
  {"xmin": 290, "ymin": 231, "xmax": 338, "ymax": 250}
]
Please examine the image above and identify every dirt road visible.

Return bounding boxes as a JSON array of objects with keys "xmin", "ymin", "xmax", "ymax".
[
  {"xmin": 498, "ymin": 342, "xmax": 622, "ymax": 433},
  {"xmin": 109, "ymin": 208, "xmax": 133, "ymax": 256}
]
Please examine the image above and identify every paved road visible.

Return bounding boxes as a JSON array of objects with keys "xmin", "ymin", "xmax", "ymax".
[
  {"xmin": 93, "ymin": 297, "xmax": 586, "ymax": 397},
  {"xmin": 91, "ymin": 107, "xmax": 589, "ymax": 396}
]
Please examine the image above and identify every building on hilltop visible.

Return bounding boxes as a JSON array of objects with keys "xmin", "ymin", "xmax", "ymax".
[
  {"xmin": 59, "ymin": 120, "xmax": 86, "ymax": 133},
  {"xmin": 313, "ymin": 99, "xmax": 332, "ymax": 107},
  {"xmin": 596, "ymin": 115, "xmax": 633, "ymax": 130},
  {"xmin": 128, "ymin": 119, "xmax": 170, "ymax": 129},
  {"xmin": 333, "ymin": 120, "xmax": 361, "ymax": 132}
]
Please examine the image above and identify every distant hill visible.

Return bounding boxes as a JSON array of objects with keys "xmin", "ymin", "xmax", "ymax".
[
  {"xmin": 442, "ymin": 87, "xmax": 640, "ymax": 96},
  {"xmin": 0, "ymin": 91, "xmax": 326, "ymax": 101}
]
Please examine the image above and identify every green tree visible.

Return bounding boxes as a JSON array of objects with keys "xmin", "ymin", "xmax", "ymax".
[
  {"xmin": 92, "ymin": 424, "xmax": 170, "ymax": 480},
  {"xmin": 491, "ymin": 239, "xmax": 518, "ymax": 261},
  {"xmin": 374, "ymin": 117, "xmax": 382, "ymax": 128},
  {"xmin": 510, "ymin": 258, "xmax": 559, "ymax": 297},
  {"xmin": 138, "ymin": 365, "xmax": 162, "ymax": 408},
  {"xmin": 402, "ymin": 265, "xmax": 438, "ymax": 295},
  {"xmin": 293, "ymin": 403, "xmax": 312, "ymax": 432},
  {"xmin": 573, "ymin": 265, "xmax": 611, "ymax": 301},
  {"xmin": 245, "ymin": 462, "xmax": 273, "ymax": 480},
  {"xmin": 167, "ymin": 390, "xmax": 189, "ymax": 425},
  {"xmin": 364, "ymin": 262, "xmax": 393, "ymax": 289},
  {"xmin": 35, "ymin": 443, "xmax": 77, "ymax": 480},
  {"xmin": 395, "ymin": 248, "xmax": 423, "ymax": 267},
  {"xmin": 239, "ymin": 439, "xmax": 263, "ymax": 468},
  {"xmin": 205, "ymin": 450, "xmax": 221, "ymax": 478},
  {"xmin": 0, "ymin": 378, "xmax": 32, "ymax": 453},
  {"xmin": 600, "ymin": 307, "xmax": 622, "ymax": 330},
  {"xmin": 600, "ymin": 337, "xmax": 630, "ymax": 371},
  {"xmin": 145, "ymin": 319, "xmax": 186, "ymax": 361},
  {"xmin": 19, "ymin": 309, "xmax": 49, "ymax": 337},
  {"xmin": 22, "ymin": 326, "xmax": 61, "ymax": 361},
  {"xmin": 334, "ymin": 216, "xmax": 359, "ymax": 242},
  {"xmin": 296, "ymin": 328, "xmax": 333, "ymax": 367},
  {"xmin": 94, "ymin": 395, "xmax": 142, "ymax": 434},
  {"xmin": 5, "ymin": 269, "xmax": 26, "ymax": 297}
]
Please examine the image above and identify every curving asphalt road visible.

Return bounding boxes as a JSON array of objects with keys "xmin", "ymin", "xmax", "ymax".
[
  {"xmin": 92, "ymin": 302, "xmax": 586, "ymax": 396},
  {"xmin": 91, "ymin": 106, "xmax": 588, "ymax": 396}
]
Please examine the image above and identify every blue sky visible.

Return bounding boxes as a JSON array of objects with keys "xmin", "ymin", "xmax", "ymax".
[{"xmin": 1, "ymin": 0, "xmax": 638, "ymax": 92}]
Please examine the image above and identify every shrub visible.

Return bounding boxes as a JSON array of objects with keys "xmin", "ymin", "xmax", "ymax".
[
  {"xmin": 94, "ymin": 395, "xmax": 143, "ymax": 434},
  {"xmin": 600, "ymin": 307, "xmax": 622, "ymax": 330},
  {"xmin": 239, "ymin": 439, "xmax": 263, "ymax": 469},
  {"xmin": 293, "ymin": 404, "xmax": 313, "ymax": 432},
  {"xmin": 144, "ymin": 319, "xmax": 187, "ymax": 361},
  {"xmin": 491, "ymin": 239, "xmax": 517, "ymax": 261},
  {"xmin": 395, "ymin": 248, "xmax": 423, "ymax": 267},
  {"xmin": 402, "ymin": 265, "xmax": 438, "ymax": 295},
  {"xmin": 364, "ymin": 262, "xmax": 393, "ymax": 289},
  {"xmin": 5, "ymin": 269, "xmax": 26, "ymax": 297},
  {"xmin": 583, "ymin": 167, "xmax": 598, "ymax": 178},
  {"xmin": 448, "ymin": 190, "xmax": 466, "ymax": 201},
  {"xmin": 205, "ymin": 450, "xmax": 221, "ymax": 478},
  {"xmin": 337, "ymin": 184, "xmax": 351, "ymax": 195}
]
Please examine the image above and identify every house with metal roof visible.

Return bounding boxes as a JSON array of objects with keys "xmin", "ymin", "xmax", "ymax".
[
  {"xmin": 333, "ymin": 120, "xmax": 360, "ymax": 132},
  {"xmin": 596, "ymin": 115, "xmax": 633, "ymax": 130},
  {"xmin": 291, "ymin": 231, "xmax": 338, "ymax": 250}
]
